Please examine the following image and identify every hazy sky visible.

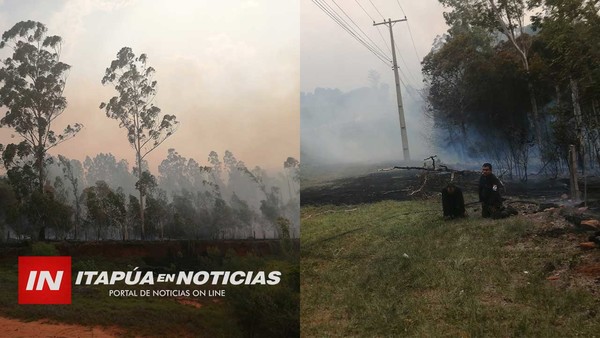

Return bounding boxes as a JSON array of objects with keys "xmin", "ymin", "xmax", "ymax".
[
  {"xmin": 301, "ymin": 0, "xmax": 449, "ymax": 161},
  {"xmin": 0, "ymin": 0, "xmax": 299, "ymax": 172},
  {"xmin": 302, "ymin": 0, "xmax": 448, "ymax": 92}
]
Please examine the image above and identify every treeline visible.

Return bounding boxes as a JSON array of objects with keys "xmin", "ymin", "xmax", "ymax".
[
  {"xmin": 0, "ymin": 20, "xmax": 299, "ymax": 241},
  {"xmin": 424, "ymin": 0, "xmax": 600, "ymax": 180},
  {"xmin": 0, "ymin": 150, "xmax": 300, "ymax": 241}
]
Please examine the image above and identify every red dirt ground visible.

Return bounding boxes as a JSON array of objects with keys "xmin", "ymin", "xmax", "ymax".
[{"xmin": 0, "ymin": 316, "xmax": 123, "ymax": 337}]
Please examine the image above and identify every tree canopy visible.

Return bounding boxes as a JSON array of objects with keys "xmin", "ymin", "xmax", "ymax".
[
  {"xmin": 426, "ymin": 0, "xmax": 600, "ymax": 179},
  {"xmin": 0, "ymin": 21, "xmax": 82, "ymax": 192},
  {"xmin": 100, "ymin": 47, "xmax": 179, "ymax": 239}
]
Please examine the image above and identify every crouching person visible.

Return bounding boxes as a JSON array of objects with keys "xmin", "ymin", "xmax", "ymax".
[
  {"xmin": 442, "ymin": 182, "xmax": 466, "ymax": 219},
  {"xmin": 478, "ymin": 162, "xmax": 517, "ymax": 219}
]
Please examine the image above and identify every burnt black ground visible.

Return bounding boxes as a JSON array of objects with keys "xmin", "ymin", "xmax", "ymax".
[
  {"xmin": 301, "ymin": 169, "xmax": 475, "ymax": 206},
  {"xmin": 301, "ymin": 166, "xmax": 600, "ymax": 208},
  {"xmin": 301, "ymin": 170, "xmax": 413, "ymax": 205}
]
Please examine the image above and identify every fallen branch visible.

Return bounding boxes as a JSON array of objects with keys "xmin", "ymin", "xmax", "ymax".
[
  {"xmin": 379, "ymin": 166, "xmax": 445, "ymax": 172},
  {"xmin": 505, "ymin": 199, "xmax": 542, "ymax": 205},
  {"xmin": 465, "ymin": 200, "xmax": 543, "ymax": 207},
  {"xmin": 382, "ymin": 189, "xmax": 409, "ymax": 195},
  {"xmin": 409, "ymin": 174, "xmax": 429, "ymax": 196},
  {"xmin": 302, "ymin": 208, "xmax": 358, "ymax": 220},
  {"xmin": 379, "ymin": 166, "xmax": 481, "ymax": 177}
]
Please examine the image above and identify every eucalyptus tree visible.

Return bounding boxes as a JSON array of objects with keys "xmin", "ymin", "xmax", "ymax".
[
  {"xmin": 423, "ymin": 27, "xmax": 490, "ymax": 149},
  {"xmin": 531, "ymin": 0, "xmax": 600, "ymax": 166},
  {"xmin": 230, "ymin": 192, "xmax": 254, "ymax": 237},
  {"xmin": 208, "ymin": 151, "xmax": 225, "ymax": 197},
  {"xmin": 0, "ymin": 179, "xmax": 17, "ymax": 240},
  {"xmin": 439, "ymin": 0, "xmax": 544, "ymax": 147},
  {"xmin": 423, "ymin": 25, "xmax": 536, "ymax": 178},
  {"xmin": 145, "ymin": 189, "xmax": 169, "ymax": 240},
  {"xmin": 223, "ymin": 150, "xmax": 262, "ymax": 209},
  {"xmin": 0, "ymin": 21, "xmax": 82, "ymax": 192},
  {"xmin": 260, "ymin": 186, "xmax": 283, "ymax": 237},
  {"xmin": 83, "ymin": 181, "xmax": 126, "ymax": 240},
  {"xmin": 158, "ymin": 148, "xmax": 190, "ymax": 194},
  {"xmin": 283, "ymin": 157, "xmax": 300, "ymax": 201},
  {"xmin": 83, "ymin": 153, "xmax": 135, "ymax": 194},
  {"xmin": 100, "ymin": 47, "xmax": 178, "ymax": 239},
  {"xmin": 58, "ymin": 155, "xmax": 83, "ymax": 239}
]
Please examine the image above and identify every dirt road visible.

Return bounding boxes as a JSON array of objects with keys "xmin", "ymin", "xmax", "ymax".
[{"xmin": 0, "ymin": 316, "xmax": 121, "ymax": 338}]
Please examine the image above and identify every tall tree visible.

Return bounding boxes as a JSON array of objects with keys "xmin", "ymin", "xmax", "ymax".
[
  {"xmin": 531, "ymin": 0, "xmax": 600, "ymax": 166},
  {"xmin": 58, "ymin": 155, "xmax": 83, "ymax": 239},
  {"xmin": 158, "ymin": 148, "xmax": 212, "ymax": 196},
  {"xmin": 439, "ymin": 0, "xmax": 544, "ymax": 147},
  {"xmin": 83, "ymin": 181, "xmax": 126, "ymax": 240},
  {"xmin": 0, "ymin": 21, "xmax": 82, "ymax": 193},
  {"xmin": 283, "ymin": 157, "xmax": 300, "ymax": 201},
  {"xmin": 27, "ymin": 190, "xmax": 73, "ymax": 240},
  {"xmin": 423, "ymin": 25, "xmax": 536, "ymax": 179},
  {"xmin": 145, "ymin": 189, "xmax": 169, "ymax": 240},
  {"xmin": 260, "ymin": 186, "xmax": 283, "ymax": 237},
  {"xmin": 208, "ymin": 151, "xmax": 225, "ymax": 194},
  {"xmin": 83, "ymin": 153, "xmax": 135, "ymax": 193},
  {"xmin": 0, "ymin": 178, "xmax": 18, "ymax": 240},
  {"xmin": 158, "ymin": 148, "xmax": 190, "ymax": 194},
  {"xmin": 100, "ymin": 47, "xmax": 178, "ymax": 239}
]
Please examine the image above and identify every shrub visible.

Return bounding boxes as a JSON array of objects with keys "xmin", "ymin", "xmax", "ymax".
[{"xmin": 31, "ymin": 242, "xmax": 59, "ymax": 256}]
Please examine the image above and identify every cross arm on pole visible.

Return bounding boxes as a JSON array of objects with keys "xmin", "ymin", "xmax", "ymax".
[{"xmin": 373, "ymin": 17, "xmax": 407, "ymax": 26}]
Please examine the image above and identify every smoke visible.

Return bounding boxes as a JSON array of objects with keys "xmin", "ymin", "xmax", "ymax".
[
  {"xmin": 301, "ymin": 82, "xmax": 432, "ymax": 168},
  {"xmin": 40, "ymin": 150, "xmax": 299, "ymax": 240}
]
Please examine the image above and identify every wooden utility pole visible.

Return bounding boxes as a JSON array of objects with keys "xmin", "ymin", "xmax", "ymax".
[{"xmin": 374, "ymin": 17, "xmax": 410, "ymax": 161}]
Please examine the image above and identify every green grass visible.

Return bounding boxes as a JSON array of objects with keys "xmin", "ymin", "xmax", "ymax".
[{"xmin": 301, "ymin": 199, "xmax": 599, "ymax": 337}]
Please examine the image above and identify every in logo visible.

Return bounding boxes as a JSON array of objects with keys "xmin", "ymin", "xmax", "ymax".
[{"xmin": 18, "ymin": 256, "xmax": 71, "ymax": 304}]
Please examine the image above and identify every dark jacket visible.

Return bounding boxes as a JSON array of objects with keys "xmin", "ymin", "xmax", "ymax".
[
  {"xmin": 442, "ymin": 186, "xmax": 465, "ymax": 217},
  {"xmin": 479, "ymin": 174, "xmax": 503, "ymax": 206}
]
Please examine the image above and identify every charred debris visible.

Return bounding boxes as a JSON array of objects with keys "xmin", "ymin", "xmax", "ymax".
[{"xmin": 301, "ymin": 155, "xmax": 600, "ymax": 248}]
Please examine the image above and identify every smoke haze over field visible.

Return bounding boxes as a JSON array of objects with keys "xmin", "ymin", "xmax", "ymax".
[
  {"xmin": 0, "ymin": 0, "xmax": 299, "ymax": 173},
  {"xmin": 301, "ymin": 84, "xmax": 433, "ymax": 165},
  {"xmin": 301, "ymin": 0, "xmax": 449, "ymax": 167}
]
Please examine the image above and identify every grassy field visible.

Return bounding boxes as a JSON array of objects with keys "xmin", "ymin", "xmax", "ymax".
[{"xmin": 301, "ymin": 199, "xmax": 599, "ymax": 337}]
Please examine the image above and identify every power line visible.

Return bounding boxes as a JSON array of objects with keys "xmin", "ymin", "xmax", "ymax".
[
  {"xmin": 389, "ymin": 23, "xmax": 421, "ymax": 87},
  {"xmin": 393, "ymin": 0, "xmax": 422, "ymax": 63},
  {"xmin": 395, "ymin": 0, "xmax": 406, "ymax": 17},
  {"xmin": 314, "ymin": 0, "xmax": 423, "ymax": 101},
  {"xmin": 354, "ymin": 0, "xmax": 392, "ymax": 55},
  {"xmin": 331, "ymin": 0, "xmax": 390, "ymax": 60},
  {"xmin": 375, "ymin": 14, "xmax": 416, "ymax": 85},
  {"xmin": 312, "ymin": 0, "xmax": 392, "ymax": 67},
  {"xmin": 394, "ymin": 41, "xmax": 420, "ymax": 88},
  {"xmin": 368, "ymin": 0, "xmax": 385, "ymax": 21},
  {"xmin": 375, "ymin": 26, "xmax": 392, "ymax": 54},
  {"xmin": 321, "ymin": 1, "xmax": 390, "ymax": 63},
  {"xmin": 373, "ymin": 25, "xmax": 392, "ymax": 53},
  {"xmin": 352, "ymin": 2, "xmax": 419, "ymax": 92},
  {"xmin": 315, "ymin": 0, "xmax": 389, "ymax": 63},
  {"xmin": 406, "ymin": 22, "xmax": 423, "ymax": 62},
  {"xmin": 354, "ymin": 0, "xmax": 375, "ymax": 22}
]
